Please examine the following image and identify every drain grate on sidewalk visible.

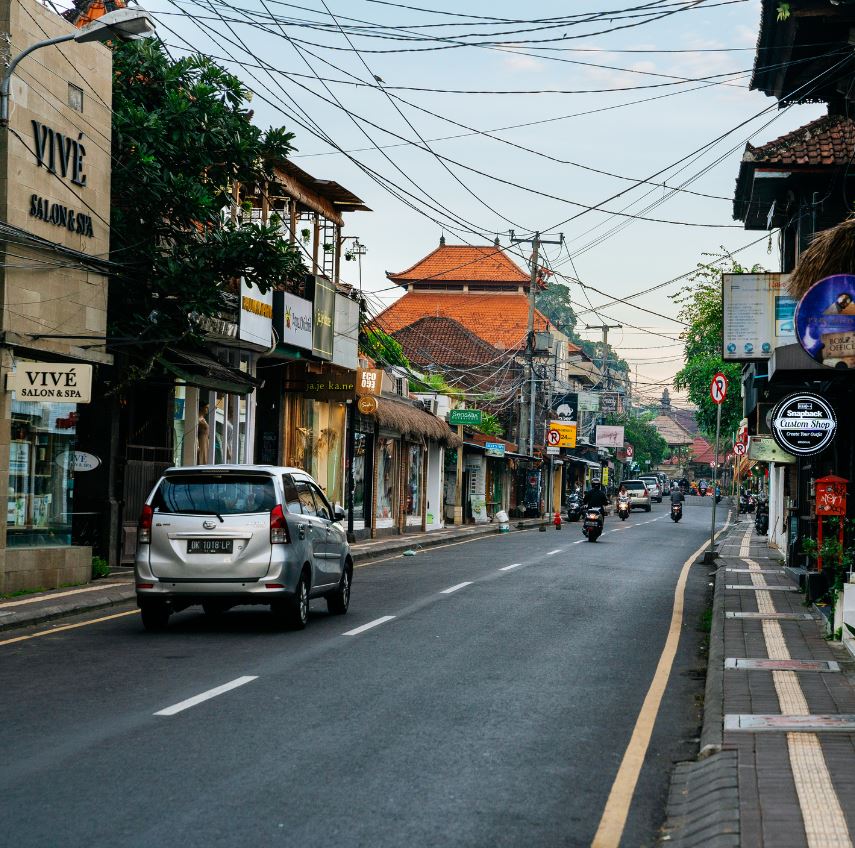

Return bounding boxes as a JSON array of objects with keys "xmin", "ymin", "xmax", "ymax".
[
  {"xmin": 725, "ymin": 714, "xmax": 855, "ymax": 732},
  {"xmin": 724, "ymin": 658, "xmax": 839, "ymax": 672}
]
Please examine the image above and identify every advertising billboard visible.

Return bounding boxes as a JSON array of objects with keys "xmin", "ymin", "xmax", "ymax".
[
  {"xmin": 595, "ymin": 425, "xmax": 625, "ymax": 448},
  {"xmin": 794, "ymin": 274, "xmax": 855, "ymax": 368},
  {"xmin": 722, "ymin": 273, "xmax": 795, "ymax": 360}
]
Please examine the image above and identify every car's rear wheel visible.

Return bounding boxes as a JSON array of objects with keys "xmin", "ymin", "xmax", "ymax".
[
  {"xmin": 326, "ymin": 566, "xmax": 351, "ymax": 615},
  {"xmin": 645, "ymin": 504, "xmax": 652, "ymax": 512},
  {"xmin": 140, "ymin": 601, "xmax": 170, "ymax": 632},
  {"xmin": 272, "ymin": 571, "xmax": 309, "ymax": 630}
]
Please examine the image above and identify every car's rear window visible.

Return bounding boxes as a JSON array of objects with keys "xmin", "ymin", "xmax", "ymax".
[
  {"xmin": 624, "ymin": 481, "xmax": 646, "ymax": 491},
  {"xmin": 152, "ymin": 474, "xmax": 277, "ymax": 515}
]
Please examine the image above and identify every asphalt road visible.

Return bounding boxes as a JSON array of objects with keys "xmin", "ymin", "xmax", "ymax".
[{"xmin": 0, "ymin": 501, "xmax": 726, "ymax": 848}]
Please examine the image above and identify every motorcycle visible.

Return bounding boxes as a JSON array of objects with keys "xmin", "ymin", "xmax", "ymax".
[
  {"xmin": 566, "ymin": 492, "xmax": 584, "ymax": 523},
  {"xmin": 670, "ymin": 501, "xmax": 683, "ymax": 523},
  {"xmin": 739, "ymin": 494, "xmax": 751, "ymax": 514},
  {"xmin": 755, "ymin": 496, "xmax": 769, "ymax": 535},
  {"xmin": 617, "ymin": 495, "xmax": 630, "ymax": 521},
  {"xmin": 582, "ymin": 507, "xmax": 604, "ymax": 542}
]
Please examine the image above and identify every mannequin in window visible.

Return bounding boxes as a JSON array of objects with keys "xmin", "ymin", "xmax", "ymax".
[{"xmin": 197, "ymin": 401, "xmax": 210, "ymax": 464}]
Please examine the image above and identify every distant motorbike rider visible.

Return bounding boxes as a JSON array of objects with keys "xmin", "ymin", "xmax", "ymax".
[
  {"xmin": 670, "ymin": 485, "xmax": 685, "ymax": 505},
  {"xmin": 584, "ymin": 482, "xmax": 610, "ymax": 515}
]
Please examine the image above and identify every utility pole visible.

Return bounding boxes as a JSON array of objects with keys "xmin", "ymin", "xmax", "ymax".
[
  {"xmin": 509, "ymin": 230, "xmax": 563, "ymax": 458},
  {"xmin": 585, "ymin": 323, "xmax": 622, "ymax": 393}
]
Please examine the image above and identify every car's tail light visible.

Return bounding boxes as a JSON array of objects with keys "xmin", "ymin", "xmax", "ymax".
[
  {"xmin": 643, "ymin": 488, "xmax": 649, "ymax": 497},
  {"xmin": 138, "ymin": 504, "xmax": 153, "ymax": 545},
  {"xmin": 270, "ymin": 505, "xmax": 290, "ymax": 544}
]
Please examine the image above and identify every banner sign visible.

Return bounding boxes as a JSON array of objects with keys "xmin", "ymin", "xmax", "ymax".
[
  {"xmin": 795, "ymin": 274, "xmax": 855, "ymax": 368},
  {"xmin": 551, "ymin": 392, "xmax": 578, "ymax": 424},
  {"xmin": 595, "ymin": 425, "xmax": 625, "ymax": 448},
  {"xmin": 747, "ymin": 436, "xmax": 796, "ymax": 465},
  {"xmin": 239, "ymin": 280, "xmax": 273, "ymax": 347},
  {"xmin": 547, "ymin": 421, "xmax": 577, "ymax": 448},
  {"xmin": 310, "ymin": 275, "xmax": 336, "ymax": 360},
  {"xmin": 449, "ymin": 408, "xmax": 483, "ymax": 427},
  {"xmin": 578, "ymin": 391, "xmax": 599, "ymax": 413},
  {"xmin": 722, "ymin": 273, "xmax": 795, "ymax": 360},
  {"xmin": 770, "ymin": 392, "xmax": 836, "ymax": 456},
  {"xmin": 356, "ymin": 368, "xmax": 383, "ymax": 396},
  {"xmin": 6, "ymin": 362, "xmax": 92, "ymax": 403},
  {"xmin": 274, "ymin": 291, "xmax": 313, "ymax": 351},
  {"xmin": 599, "ymin": 393, "xmax": 621, "ymax": 414},
  {"xmin": 485, "ymin": 441, "xmax": 506, "ymax": 458}
]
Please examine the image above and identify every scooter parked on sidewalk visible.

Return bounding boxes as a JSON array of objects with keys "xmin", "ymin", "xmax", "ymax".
[
  {"xmin": 755, "ymin": 496, "xmax": 769, "ymax": 535},
  {"xmin": 582, "ymin": 507, "xmax": 604, "ymax": 542},
  {"xmin": 617, "ymin": 495, "xmax": 630, "ymax": 521},
  {"xmin": 670, "ymin": 501, "xmax": 683, "ymax": 522},
  {"xmin": 566, "ymin": 491, "xmax": 584, "ymax": 523}
]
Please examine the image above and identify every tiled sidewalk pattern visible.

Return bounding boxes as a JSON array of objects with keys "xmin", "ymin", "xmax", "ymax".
[{"xmin": 722, "ymin": 522, "xmax": 855, "ymax": 847}]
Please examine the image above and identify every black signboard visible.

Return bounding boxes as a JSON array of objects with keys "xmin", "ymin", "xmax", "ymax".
[
  {"xmin": 307, "ymin": 274, "xmax": 336, "ymax": 361},
  {"xmin": 551, "ymin": 392, "xmax": 578, "ymax": 424},
  {"xmin": 770, "ymin": 392, "xmax": 837, "ymax": 457}
]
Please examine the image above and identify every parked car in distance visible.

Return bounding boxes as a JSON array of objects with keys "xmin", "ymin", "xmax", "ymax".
[
  {"xmin": 134, "ymin": 465, "xmax": 352, "ymax": 632},
  {"xmin": 639, "ymin": 476, "xmax": 663, "ymax": 503},
  {"xmin": 620, "ymin": 479, "xmax": 652, "ymax": 512}
]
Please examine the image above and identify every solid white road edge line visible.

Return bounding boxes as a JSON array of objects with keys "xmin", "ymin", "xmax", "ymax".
[
  {"xmin": 500, "ymin": 563, "xmax": 523, "ymax": 571},
  {"xmin": 440, "ymin": 582, "xmax": 473, "ymax": 594},
  {"xmin": 154, "ymin": 676, "xmax": 258, "ymax": 717},
  {"xmin": 342, "ymin": 615, "xmax": 396, "ymax": 636}
]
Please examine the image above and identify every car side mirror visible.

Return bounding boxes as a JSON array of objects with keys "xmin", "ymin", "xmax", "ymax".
[{"xmin": 334, "ymin": 505, "xmax": 346, "ymax": 522}]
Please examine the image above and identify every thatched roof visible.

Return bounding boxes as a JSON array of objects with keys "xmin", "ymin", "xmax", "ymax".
[
  {"xmin": 789, "ymin": 218, "xmax": 855, "ymax": 298},
  {"xmin": 371, "ymin": 397, "xmax": 462, "ymax": 448}
]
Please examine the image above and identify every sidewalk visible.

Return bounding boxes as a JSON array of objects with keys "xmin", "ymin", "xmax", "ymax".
[
  {"xmin": 0, "ymin": 518, "xmax": 543, "ymax": 632},
  {"xmin": 662, "ymin": 517, "xmax": 855, "ymax": 847}
]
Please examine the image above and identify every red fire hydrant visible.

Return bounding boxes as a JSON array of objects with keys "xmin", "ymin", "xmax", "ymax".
[{"xmin": 554, "ymin": 511, "xmax": 562, "ymax": 530}]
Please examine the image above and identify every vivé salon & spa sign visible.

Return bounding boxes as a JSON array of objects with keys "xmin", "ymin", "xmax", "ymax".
[
  {"xmin": 28, "ymin": 120, "xmax": 95, "ymax": 238},
  {"xmin": 6, "ymin": 362, "xmax": 93, "ymax": 403}
]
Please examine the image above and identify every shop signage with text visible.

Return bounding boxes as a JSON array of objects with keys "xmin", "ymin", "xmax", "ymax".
[
  {"xmin": 273, "ymin": 291, "xmax": 313, "ymax": 351},
  {"xmin": 239, "ymin": 281, "xmax": 273, "ymax": 347},
  {"xmin": 722, "ymin": 273, "xmax": 795, "ymax": 360},
  {"xmin": 794, "ymin": 275, "xmax": 855, "ymax": 368},
  {"xmin": 449, "ymin": 409, "xmax": 482, "ymax": 427},
  {"xmin": 356, "ymin": 368, "xmax": 383, "ymax": 396},
  {"xmin": 6, "ymin": 362, "xmax": 92, "ymax": 403},
  {"xmin": 747, "ymin": 436, "xmax": 796, "ymax": 464},
  {"xmin": 770, "ymin": 392, "xmax": 836, "ymax": 457},
  {"xmin": 551, "ymin": 393, "xmax": 578, "ymax": 424},
  {"xmin": 485, "ymin": 441, "xmax": 506, "ymax": 458},
  {"xmin": 311, "ymin": 275, "xmax": 336, "ymax": 360}
]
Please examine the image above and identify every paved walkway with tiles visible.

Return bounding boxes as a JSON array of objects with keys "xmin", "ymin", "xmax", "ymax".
[{"xmin": 663, "ymin": 517, "xmax": 855, "ymax": 847}]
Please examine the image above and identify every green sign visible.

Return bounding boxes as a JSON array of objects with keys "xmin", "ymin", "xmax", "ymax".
[{"xmin": 449, "ymin": 408, "xmax": 483, "ymax": 427}]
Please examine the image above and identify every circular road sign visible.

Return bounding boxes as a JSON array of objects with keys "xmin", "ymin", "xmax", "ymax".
[
  {"xmin": 710, "ymin": 372, "xmax": 728, "ymax": 405},
  {"xmin": 770, "ymin": 392, "xmax": 837, "ymax": 457},
  {"xmin": 625, "ymin": 444, "xmax": 634, "ymax": 458},
  {"xmin": 547, "ymin": 429, "xmax": 561, "ymax": 447},
  {"xmin": 733, "ymin": 442, "xmax": 746, "ymax": 456}
]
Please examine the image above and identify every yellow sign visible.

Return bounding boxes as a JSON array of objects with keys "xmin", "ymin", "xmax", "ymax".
[
  {"xmin": 547, "ymin": 421, "xmax": 577, "ymax": 448},
  {"xmin": 602, "ymin": 468, "xmax": 609, "ymax": 487}
]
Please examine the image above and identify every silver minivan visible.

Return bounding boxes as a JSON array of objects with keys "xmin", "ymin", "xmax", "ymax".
[{"xmin": 134, "ymin": 465, "xmax": 351, "ymax": 631}]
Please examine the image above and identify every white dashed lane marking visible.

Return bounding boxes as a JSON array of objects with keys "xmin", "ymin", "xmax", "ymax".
[
  {"xmin": 440, "ymin": 582, "xmax": 472, "ymax": 595},
  {"xmin": 500, "ymin": 563, "xmax": 522, "ymax": 571},
  {"xmin": 154, "ymin": 676, "xmax": 258, "ymax": 716},
  {"xmin": 342, "ymin": 616, "xmax": 396, "ymax": 636}
]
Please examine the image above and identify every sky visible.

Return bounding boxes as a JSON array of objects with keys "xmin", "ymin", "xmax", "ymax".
[{"xmin": 141, "ymin": 0, "xmax": 826, "ymax": 407}]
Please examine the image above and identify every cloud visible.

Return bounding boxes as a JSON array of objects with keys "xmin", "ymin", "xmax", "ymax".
[{"xmin": 500, "ymin": 47, "xmax": 545, "ymax": 73}]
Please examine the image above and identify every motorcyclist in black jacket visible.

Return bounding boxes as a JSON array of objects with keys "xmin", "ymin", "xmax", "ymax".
[
  {"xmin": 670, "ymin": 485, "xmax": 685, "ymax": 504},
  {"xmin": 584, "ymin": 482, "xmax": 610, "ymax": 516}
]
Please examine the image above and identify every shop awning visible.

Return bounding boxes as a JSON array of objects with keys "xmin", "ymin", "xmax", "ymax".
[
  {"xmin": 159, "ymin": 348, "xmax": 263, "ymax": 396},
  {"xmin": 371, "ymin": 396, "xmax": 462, "ymax": 447},
  {"xmin": 566, "ymin": 457, "xmax": 602, "ymax": 469}
]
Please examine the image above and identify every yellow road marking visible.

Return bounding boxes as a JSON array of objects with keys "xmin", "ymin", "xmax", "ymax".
[
  {"xmin": 0, "ymin": 609, "xmax": 138, "ymax": 647},
  {"xmin": 591, "ymin": 513, "xmax": 731, "ymax": 848},
  {"xmin": 0, "ymin": 582, "xmax": 126, "ymax": 608}
]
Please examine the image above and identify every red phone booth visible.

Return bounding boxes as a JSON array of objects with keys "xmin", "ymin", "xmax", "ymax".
[{"xmin": 815, "ymin": 475, "xmax": 848, "ymax": 572}]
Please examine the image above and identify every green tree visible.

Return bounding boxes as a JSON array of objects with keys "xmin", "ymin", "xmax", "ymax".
[
  {"xmin": 111, "ymin": 40, "xmax": 306, "ymax": 370},
  {"xmin": 606, "ymin": 413, "xmax": 668, "ymax": 468},
  {"xmin": 672, "ymin": 250, "xmax": 763, "ymax": 439}
]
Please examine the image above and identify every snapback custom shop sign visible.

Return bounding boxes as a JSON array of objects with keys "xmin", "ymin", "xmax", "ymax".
[{"xmin": 770, "ymin": 393, "xmax": 837, "ymax": 456}]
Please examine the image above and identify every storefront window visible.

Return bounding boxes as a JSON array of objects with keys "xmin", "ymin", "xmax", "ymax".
[
  {"xmin": 376, "ymin": 437, "xmax": 397, "ymax": 524},
  {"xmin": 352, "ymin": 431, "xmax": 373, "ymax": 525},
  {"xmin": 173, "ymin": 385, "xmax": 187, "ymax": 466},
  {"xmin": 406, "ymin": 444, "xmax": 422, "ymax": 517},
  {"xmin": 295, "ymin": 399, "xmax": 346, "ymax": 504},
  {"xmin": 7, "ymin": 400, "xmax": 77, "ymax": 547}
]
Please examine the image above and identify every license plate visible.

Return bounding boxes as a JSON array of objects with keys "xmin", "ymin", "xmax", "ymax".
[{"xmin": 187, "ymin": 539, "xmax": 233, "ymax": 554}]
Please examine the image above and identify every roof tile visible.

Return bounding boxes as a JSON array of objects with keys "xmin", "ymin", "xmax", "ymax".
[
  {"xmin": 374, "ymin": 291, "xmax": 556, "ymax": 350},
  {"xmin": 387, "ymin": 244, "xmax": 529, "ymax": 285},
  {"xmin": 745, "ymin": 114, "xmax": 855, "ymax": 168}
]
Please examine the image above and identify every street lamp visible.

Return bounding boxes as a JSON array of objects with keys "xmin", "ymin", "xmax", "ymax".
[{"xmin": 1, "ymin": 8, "xmax": 157, "ymax": 126}]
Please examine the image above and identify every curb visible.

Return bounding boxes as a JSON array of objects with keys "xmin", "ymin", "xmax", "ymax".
[
  {"xmin": 700, "ymin": 560, "xmax": 727, "ymax": 758},
  {"xmin": 0, "ymin": 583, "xmax": 136, "ymax": 632}
]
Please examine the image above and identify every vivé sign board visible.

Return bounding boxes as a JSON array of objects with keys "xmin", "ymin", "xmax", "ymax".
[{"xmin": 6, "ymin": 362, "xmax": 93, "ymax": 403}]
